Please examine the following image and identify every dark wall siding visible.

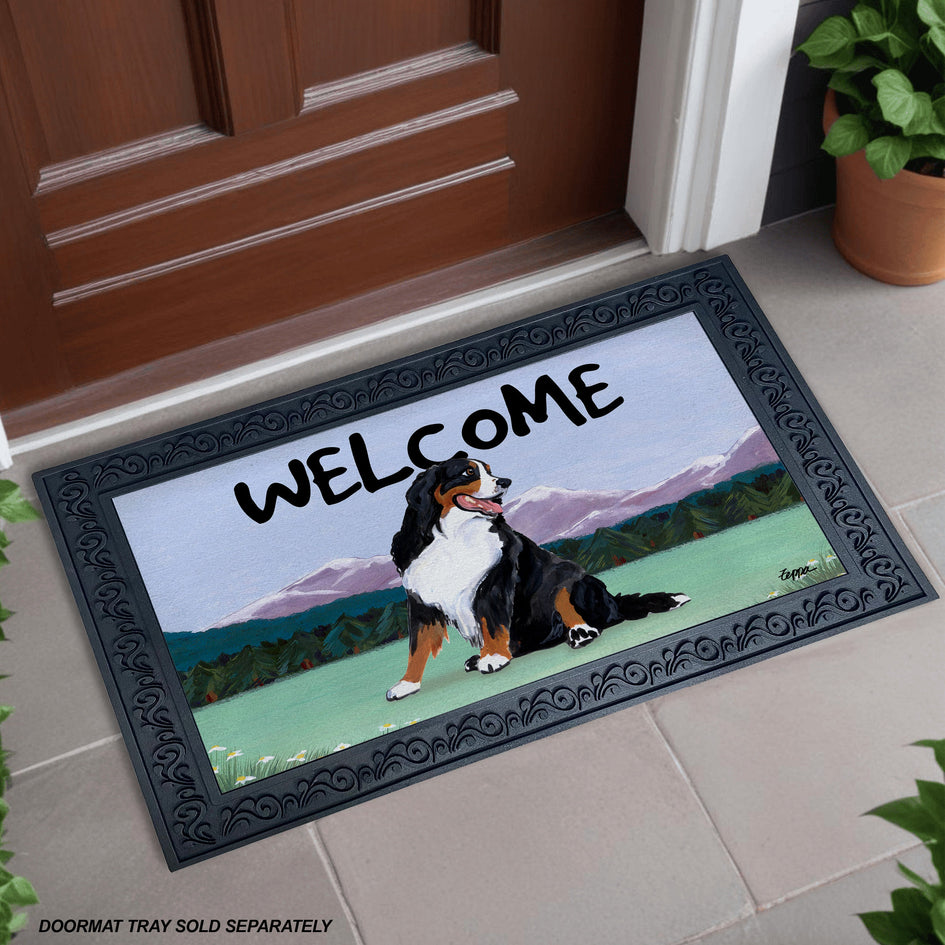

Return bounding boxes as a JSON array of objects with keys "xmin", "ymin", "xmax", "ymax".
[{"xmin": 763, "ymin": 0, "xmax": 856, "ymax": 224}]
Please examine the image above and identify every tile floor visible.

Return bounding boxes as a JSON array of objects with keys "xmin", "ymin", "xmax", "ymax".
[{"xmin": 1, "ymin": 209, "xmax": 943, "ymax": 944}]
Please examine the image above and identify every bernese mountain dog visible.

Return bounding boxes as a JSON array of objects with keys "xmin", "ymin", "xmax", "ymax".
[{"xmin": 386, "ymin": 457, "xmax": 690, "ymax": 701}]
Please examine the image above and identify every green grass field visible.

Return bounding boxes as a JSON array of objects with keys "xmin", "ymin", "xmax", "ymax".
[{"xmin": 194, "ymin": 504, "xmax": 842, "ymax": 791}]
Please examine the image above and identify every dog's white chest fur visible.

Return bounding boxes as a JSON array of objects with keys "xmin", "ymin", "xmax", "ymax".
[{"xmin": 402, "ymin": 512, "xmax": 502, "ymax": 647}]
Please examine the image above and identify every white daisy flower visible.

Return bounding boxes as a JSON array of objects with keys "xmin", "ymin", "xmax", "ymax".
[{"xmin": 235, "ymin": 775, "xmax": 257, "ymax": 785}]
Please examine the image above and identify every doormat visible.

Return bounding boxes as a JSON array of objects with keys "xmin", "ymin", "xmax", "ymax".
[{"xmin": 35, "ymin": 256, "xmax": 936, "ymax": 869}]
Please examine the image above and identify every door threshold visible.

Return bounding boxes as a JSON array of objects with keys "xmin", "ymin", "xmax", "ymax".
[{"xmin": 9, "ymin": 214, "xmax": 648, "ymax": 456}]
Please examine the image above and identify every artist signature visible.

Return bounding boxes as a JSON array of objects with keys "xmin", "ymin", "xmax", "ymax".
[{"xmin": 779, "ymin": 562, "xmax": 818, "ymax": 582}]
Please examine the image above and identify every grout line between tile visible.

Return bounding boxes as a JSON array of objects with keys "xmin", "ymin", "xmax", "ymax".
[
  {"xmin": 891, "ymin": 488, "xmax": 945, "ymax": 513},
  {"xmin": 669, "ymin": 910, "xmax": 756, "ymax": 945},
  {"xmin": 645, "ymin": 705, "xmax": 760, "ymax": 915},
  {"xmin": 888, "ymin": 508, "xmax": 945, "ymax": 590},
  {"xmin": 755, "ymin": 839, "xmax": 924, "ymax": 912},
  {"xmin": 9, "ymin": 733, "xmax": 121, "ymax": 779},
  {"xmin": 306, "ymin": 824, "xmax": 367, "ymax": 945}
]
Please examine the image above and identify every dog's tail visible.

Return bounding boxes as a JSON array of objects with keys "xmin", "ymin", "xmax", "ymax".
[
  {"xmin": 570, "ymin": 576, "xmax": 690, "ymax": 628},
  {"xmin": 615, "ymin": 591, "xmax": 691, "ymax": 621}
]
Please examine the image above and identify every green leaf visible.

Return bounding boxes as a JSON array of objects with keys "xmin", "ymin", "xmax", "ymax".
[
  {"xmin": 7, "ymin": 910, "xmax": 28, "ymax": 933},
  {"xmin": 915, "ymin": 739, "xmax": 945, "ymax": 775},
  {"xmin": 932, "ymin": 842, "xmax": 945, "ymax": 885},
  {"xmin": 931, "ymin": 97, "xmax": 945, "ymax": 134},
  {"xmin": 824, "ymin": 112, "xmax": 872, "ymax": 155},
  {"xmin": 874, "ymin": 69, "xmax": 918, "ymax": 127},
  {"xmin": 859, "ymin": 909, "xmax": 923, "ymax": 945},
  {"xmin": 880, "ymin": 0, "xmax": 902, "ymax": 22},
  {"xmin": 798, "ymin": 16, "xmax": 858, "ymax": 68},
  {"xmin": 0, "ymin": 877, "xmax": 38, "ymax": 907},
  {"xmin": 897, "ymin": 860, "xmax": 941, "ymax": 901},
  {"xmin": 834, "ymin": 52, "xmax": 889, "ymax": 72},
  {"xmin": 0, "ymin": 708, "xmax": 11, "ymax": 726},
  {"xmin": 887, "ymin": 24, "xmax": 919, "ymax": 60},
  {"xmin": 890, "ymin": 886, "xmax": 936, "ymax": 940},
  {"xmin": 905, "ymin": 92, "xmax": 937, "ymax": 133},
  {"xmin": 0, "ymin": 483, "xmax": 38, "ymax": 526},
  {"xmin": 917, "ymin": 779, "xmax": 945, "ymax": 829},
  {"xmin": 932, "ymin": 898, "xmax": 945, "ymax": 944},
  {"xmin": 918, "ymin": 0, "xmax": 945, "ymax": 27},
  {"xmin": 925, "ymin": 26, "xmax": 945, "ymax": 67},
  {"xmin": 865, "ymin": 134, "xmax": 912, "ymax": 177},
  {"xmin": 854, "ymin": 2, "xmax": 889, "ymax": 36},
  {"xmin": 830, "ymin": 71, "xmax": 872, "ymax": 106},
  {"xmin": 867, "ymin": 795, "xmax": 941, "ymax": 840}
]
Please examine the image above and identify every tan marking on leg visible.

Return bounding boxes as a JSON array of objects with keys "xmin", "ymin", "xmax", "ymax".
[
  {"xmin": 554, "ymin": 586, "xmax": 587, "ymax": 629},
  {"xmin": 402, "ymin": 623, "xmax": 448, "ymax": 684},
  {"xmin": 479, "ymin": 620, "xmax": 512, "ymax": 661}
]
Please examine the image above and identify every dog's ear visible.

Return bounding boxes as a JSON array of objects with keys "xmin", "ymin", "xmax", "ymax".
[{"xmin": 405, "ymin": 466, "xmax": 441, "ymax": 515}]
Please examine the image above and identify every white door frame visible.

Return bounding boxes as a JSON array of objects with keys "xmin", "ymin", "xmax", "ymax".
[
  {"xmin": 0, "ymin": 417, "xmax": 10, "ymax": 469},
  {"xmin": 627, "ymin": 0, "xmax": 798, "ymax": 254},
  {"xmin": 2, "ymin": 0, "xmax": 798, "ymax": 457}
]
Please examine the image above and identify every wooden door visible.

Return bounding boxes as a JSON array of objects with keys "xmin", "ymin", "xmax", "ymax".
[{"xmin": 0, "ymin": 0, "xmax": 643, "ymax": 426}]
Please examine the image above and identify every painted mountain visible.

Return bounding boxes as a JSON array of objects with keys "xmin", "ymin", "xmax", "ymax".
[
  {"xmin": 215, "ymin": 554, "xmax": 402, "ymax": 627},
  {"xmin": 171, "ymin": 425, "xmax": 800, "ymax": 703},
  {"xmin": 504, "ymin": 425, "xmax": 779, "ymax": 544},
  {"xmin": 204, "ymin": 425, "xmax": 778, "ymax": 630}
]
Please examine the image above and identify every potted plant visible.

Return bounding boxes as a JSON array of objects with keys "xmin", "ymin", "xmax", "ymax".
[
  {"xmin": 857, "ymin": 738, "xmax": 945, "ymax": 944},
  {"xmin": 798, "ymin": 0, "xmax": 945, "ymax": 285}
]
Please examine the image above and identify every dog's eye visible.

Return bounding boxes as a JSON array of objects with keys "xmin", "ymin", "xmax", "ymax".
[{"xmin": 465, "ymin": 466, "xmax": 476, "ymax": 477}]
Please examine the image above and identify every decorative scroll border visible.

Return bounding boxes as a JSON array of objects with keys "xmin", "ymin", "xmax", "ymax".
[{"xmin": 35, "ymin": 256, "xmax": 936, "ymax": 868}]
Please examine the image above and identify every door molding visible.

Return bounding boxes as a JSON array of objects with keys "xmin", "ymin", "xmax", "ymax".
[{"xmin": 626, "ymin": 0, "xmax": 797, "ymax": 254}]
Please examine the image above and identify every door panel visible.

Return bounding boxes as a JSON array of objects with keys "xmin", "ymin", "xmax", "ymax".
[
  {"xmin": 8, "ymin": 0, "xmax": 200, "ymax": 163},
  {"xmin": 0, "ymin": 0, "xmax": 644, "ymax": 420},
  {"xmin": 297, "ymin": 0, "xmax": 472, "ymax": 85},
  {"xmin": 52, "ymin": 104, "xmax": 510, "ymax": 295},
  {"xmin": 58, "ymin": 165, "xmax": 512, "ymax": 384},
  {"xmin": 36, "ymin": 46, "xmax": 500, "ymax": 232},
  {"xmin": 184, "ymin": 0, "xmax": 301, "ymax": 135}
]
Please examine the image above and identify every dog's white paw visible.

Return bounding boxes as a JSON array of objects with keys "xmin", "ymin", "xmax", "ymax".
[
  {"xmin": 478, "ymin": 653, "xmax": 510, "ymax": 674},
  {"xmin": 567, "ymin": 623, "xmax": 601, "ymax": 649},
  {"xmin": 671, "ymin": 594, "xmax": 691, "ymax": 608},
  {"xmin": 386, "ymin": 679, "xmax": 420, "ymax": 701}
]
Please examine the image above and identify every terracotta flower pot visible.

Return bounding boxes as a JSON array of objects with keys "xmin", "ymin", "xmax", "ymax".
[{"xmin": 823, "ymin": 89, "xmax": 945, "ymax": 286}]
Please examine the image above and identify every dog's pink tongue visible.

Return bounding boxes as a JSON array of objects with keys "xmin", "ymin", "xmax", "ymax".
[{"xmin": 456, "ymin": 494, "xmax": 502, "ymax": 515}]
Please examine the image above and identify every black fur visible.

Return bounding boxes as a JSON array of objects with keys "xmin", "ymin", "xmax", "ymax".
[{"xmin": 388, "ymin": 459, "xmax": 688, "ymax": 695}]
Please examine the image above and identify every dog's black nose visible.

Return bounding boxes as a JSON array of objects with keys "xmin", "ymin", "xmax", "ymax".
[{"xmin": 497, "ymin": 477, "xmax": 512, "ymax": 490}]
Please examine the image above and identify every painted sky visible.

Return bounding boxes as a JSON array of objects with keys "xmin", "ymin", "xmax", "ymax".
[{"xmin": 113, "ymin": 312, "xmax": 766, "ymax": 634}]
